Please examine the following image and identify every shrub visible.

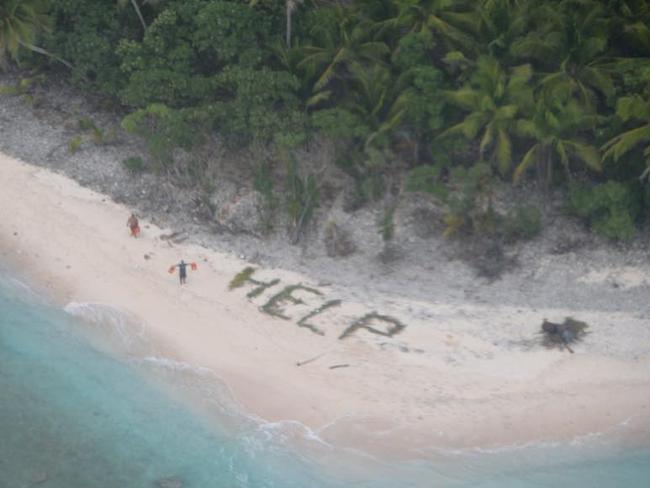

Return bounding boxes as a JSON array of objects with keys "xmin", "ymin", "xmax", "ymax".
[
  {"xmin": 324, "ymin": 221, "xmax": 356, "ymax": 257},
  {"xmin": 405, "ymin": 164, "xmax": 446, "ymax": 197},
  {"xmin": 210, "ymin": 66, "xmax": 303, "ymax": 145},
  {"xmin": 441, "ymin": 163, "xmax": 497, "ymax": 237},
  {"xmin": 503, "ymin": 205, "xmax": 542, "ymax": 242},
  {"xmin": 121, "ymin": 103, "xmax": 202, "ymax": 168},
  {"xmin": 406, "ymin": 163, "xmax": 542, "ymax": 242},
  {"xmin": 253, "ymin": 159, "xmax": 278, "ymax": 234},
  {"xmin": 68, "ymin": 135, "xmax": 82, "ymax": 154},
  {"xmin": 568, "ymin": 181, "xmax": 641, "ymax": 241},
  {"xmin": 45, "ymin": 0, "xmax": 138, "ymax": 97},
  {"xmin": 78, "ymin": 117, "xmax": 113, "ymax": 145},
  {"xmin": 122, "ymin": 156, "xmax": 145, "ymax": 173},
  {"xmin": 285, "ymin": 157, "xmax": 319, "ymax": 243},
  {"xmin": 378, "ymin": 206, "xmax": 395, "ymax": 242}
]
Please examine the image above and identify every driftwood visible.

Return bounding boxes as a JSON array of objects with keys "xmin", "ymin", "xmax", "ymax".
[
  {"xmin": 329, "ymin": 364, "xmax": 350, "ymax": 370},
  {"xmin": 296, "ymin": 352, "xmax": 327, "ymax": 367},
  {"xmin": 159, "ymin": 231, "xmax": 188, "ymax": 244},
  {"xmin": 541, "ymin": 317, "xmax": 589, "ymax": 353}
]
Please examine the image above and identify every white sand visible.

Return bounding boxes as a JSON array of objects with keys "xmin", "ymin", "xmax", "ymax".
[{"xmin": 2, "ymin": 153, "xmax": 649, "ymax": 459}]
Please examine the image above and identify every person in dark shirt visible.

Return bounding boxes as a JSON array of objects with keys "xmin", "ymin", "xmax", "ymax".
[
  {"xmin": 177, "ymin": 260, "xmax": 188, "ymax": 285},
  {"xmin": 171, "ymin": 260, "xmax": 188, "ymax": 285},
  {"xmin": 168, "ymin": 260, "xmax": 197, "ymax": 285}
]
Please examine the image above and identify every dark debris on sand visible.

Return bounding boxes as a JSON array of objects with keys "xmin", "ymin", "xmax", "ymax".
[{"xmin": 541, "ymin": 317, "xmax": 589, "ymax": 353}]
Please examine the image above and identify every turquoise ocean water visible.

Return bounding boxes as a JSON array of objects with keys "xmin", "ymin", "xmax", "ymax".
[{"xmin": 1, "ymin": 266, "xmax": 649, "ymax": 488}]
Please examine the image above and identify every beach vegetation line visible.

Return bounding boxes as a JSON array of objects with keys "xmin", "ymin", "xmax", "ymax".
[{"xmin": 2, "ymin": 0, "xmax": 649, "ymax": 242}]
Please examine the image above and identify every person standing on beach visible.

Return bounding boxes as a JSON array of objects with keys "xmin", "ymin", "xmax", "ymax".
[
  {"xmin": 126, "ymin": 213, "xmax": 140, "ymax": 237},
  {"xmin": 171, "ymin": 260, "xmax": 189, "ymax": 285}
]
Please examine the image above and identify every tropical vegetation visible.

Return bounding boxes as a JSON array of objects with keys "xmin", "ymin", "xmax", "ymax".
[{"xmin": 1, "ymin": 0, "xmax": 649, "ymax": 240}]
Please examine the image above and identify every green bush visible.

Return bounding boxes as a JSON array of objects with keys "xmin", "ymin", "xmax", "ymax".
[
  {"xmin": 443, "ymin": 163, "xmax": 497, "ymax": 237},
  {"xmin": 285, "ymin": 157, "xmax": 319, "ymax": 243},
  {"xmin": 503, "ymin": 205, "xmax": 542, "ymax": 242},
  {"xmin": 568, "ymin": 181, "xmax": 641, "ymax": 241},
  {"xmin": 406, "ymin": 163, "xmax": 542, "ymax": 241},
  {"xmin": 405, "ymin": 164, "xmax": 446, "ymax": 197},
  {"xmin": 210, "ymin": 66, "xmax": 303, "ymax": 145},
  {"xmin": 406, "ymin": 163, "xmax": 496, "ymax": 237},
  {"xmin": 311, "ymin": 108, "xmax": 370, "ymax": 141},
  {"xmin": 378, "ymin": 206, "xmax": 395, "ymax": 242},
  {"xmin": 78, "ymin": 117, "xmax": 112, "ymax": 145},
  {"xmin": 122, "ymin": 156, "xmax": 146, "ymax": 173},
  {"xmin": 45, "ymin": 0, "xmax": 139, "ymax": 96},
  {"xmin": 117, "ymin": 0, "xmax": 278, "ymax": 106},
  {"xmin": 68, "ymin": 135, "xmax": 82, "ymax": 154},
  {"xmin": 121, "ymin": 103, "xmax": 202, "ymax": 168}
]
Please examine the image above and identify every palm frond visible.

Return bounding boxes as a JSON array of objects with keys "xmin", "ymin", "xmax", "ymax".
[
  {"xmin": 602, "ymin": 124, "xmax": 650, "ymax": 162},
  {"xmin": 313, "ymin": 47, "xmax": 347, "ymax": 91},
  {"xmin": 514, "ymin": 144, "xmax": 539, "ymax": 183},
  {"xmin": 306, "ymin": 90, "xmax": 332, "ymax": 108},
  {"xmin": 493, "ymin": 104, "xmax": 518, "ymax": 123},
  {"xmin": 565, "ymin": 140, "xmax": 602, "ymax": 172},
  {"xmin": 479, "ymin": 123, "xmax": 495, "ymax": 156},
  {"xmin": 515, "ymin": 119, "xmax": 537, "ymax": 138},
  {"xmin": 444, "ymin": 88, "xmax": 479, "ymax": 111},
  {"xmin": 583, "ymin": 65, "xmax": 614, "ymax": 100},
  {"xmin": 496, "ymin": 128, "xmax": 512, "ymax": 175},
  {"xmin": 616, "ymin": 95, "xmax": 650, "ymax": 122},
  {"xmin": 437, "ymin": 115, "xmax": 481, "ymax": 140},
  {"xmin": 507, "ymin": 63, "xmax": 533, "ymax": 90},
  {"xmin": 555, "ymin": 140, "xmax": 569, "ymax": 175}
]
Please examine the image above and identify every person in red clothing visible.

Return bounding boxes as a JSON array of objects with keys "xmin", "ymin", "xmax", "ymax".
[{"xmin": 126, "ymin": 213, "xmax": 140, "ymax": 237}]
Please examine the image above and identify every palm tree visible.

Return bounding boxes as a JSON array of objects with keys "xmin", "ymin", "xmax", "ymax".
[
  {"xmin": 438, "ymin": 55, "xmax": 534, "ymax": 176},
  {"xmin": 514, "ymin": 94, "xmax": 601, "ymax": 184},
  {"xmin": 248, "ymin": 0, "xmax": 303, "ymax": 49},
  {"xmin": 344, "ymin": 63, "xmax": 409, "ymax": 153},
  {"xmin": 607, "ymin": 0, "xmax": 650, "ymax": 57},
  {"xmin": 465, "ymin": 0, "xmax": 531, "ymax": 62},
  {"xmin": 0, "ymin": 0, "xmax": 67, "ymax": 67},
  {"xmin": 116, "ymin": 0, "xmax": 165, "ymax": 32},
  {"xmin": 298, "ymin": 6, "xmax": 389, "ymax": 97},
  {"xmin": 601, "ymin": 93, "xmax": 650, "ymax": 180},
  {"xmin": 389, "ymin": 0, "xmax": 475, "ymax": 52},
  {"xmin": 511, "ymin": 0, "xmax": 614, "ymax": 109},
  {"xmin": 117, "ymin": 0, "xmax": 147, "ymax": 31},
  {"xmin": 285, "ymin": 0, "xmax": 304, "ymax": 48}
]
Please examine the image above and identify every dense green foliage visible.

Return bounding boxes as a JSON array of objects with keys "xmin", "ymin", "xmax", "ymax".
[
  {"xmin": 2, "ymin": 0, "xmax": 650, "ymax": 239},
  {"xmin": 568, "ymin": 181, "xmax": 642, "ymax": 240}
]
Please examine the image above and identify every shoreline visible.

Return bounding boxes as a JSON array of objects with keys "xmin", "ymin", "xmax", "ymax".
[{"xmin": 2, "ymin": 152, "xmax": 650, "ymax": 460}]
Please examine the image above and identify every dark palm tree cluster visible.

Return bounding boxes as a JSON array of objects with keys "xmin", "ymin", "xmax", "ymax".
[
  {"xmin": 2, "ymin": 0, "xmax": 650, "ymax": 218},
  {"xmin": 283, "ymin": 0, "xmax": 650, "ymax": 185}
]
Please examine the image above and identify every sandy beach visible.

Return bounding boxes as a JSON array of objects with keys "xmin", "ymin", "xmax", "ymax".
[{"xmin": 2, "ymin": 152, "xmax": 650, "ymax": 459}]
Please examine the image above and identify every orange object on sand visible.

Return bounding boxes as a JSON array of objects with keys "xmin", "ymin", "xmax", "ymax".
[
  {"xmin": 191, "ymin": 262, "xmax": 198, "ymax": 271},
  {"xmin": 168, "ymin": 266, "xmax": 176, "ymax": 274}
]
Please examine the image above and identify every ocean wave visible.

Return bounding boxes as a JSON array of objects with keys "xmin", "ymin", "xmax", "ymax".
[
  {"xmin": 139, "ymin": 355, "xmax": 215, "ymax": 376},
  {"xmin": 63, "ymin": 301, "xmax": 152, "ymax": 357},
  {"xmin": 131, "ymin": 353, "xmax": 255, "ymax": 435},
  {"xmin": 60, "ymin": 303, "xmax": 334, "ymax": 456},
  {"xmin": 244, "ymin": 418, "xmax": 333, "ymax": 450},
  {"xmin": 0, "ymin": 272, "xmax": 43, "ymax": 305}
]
